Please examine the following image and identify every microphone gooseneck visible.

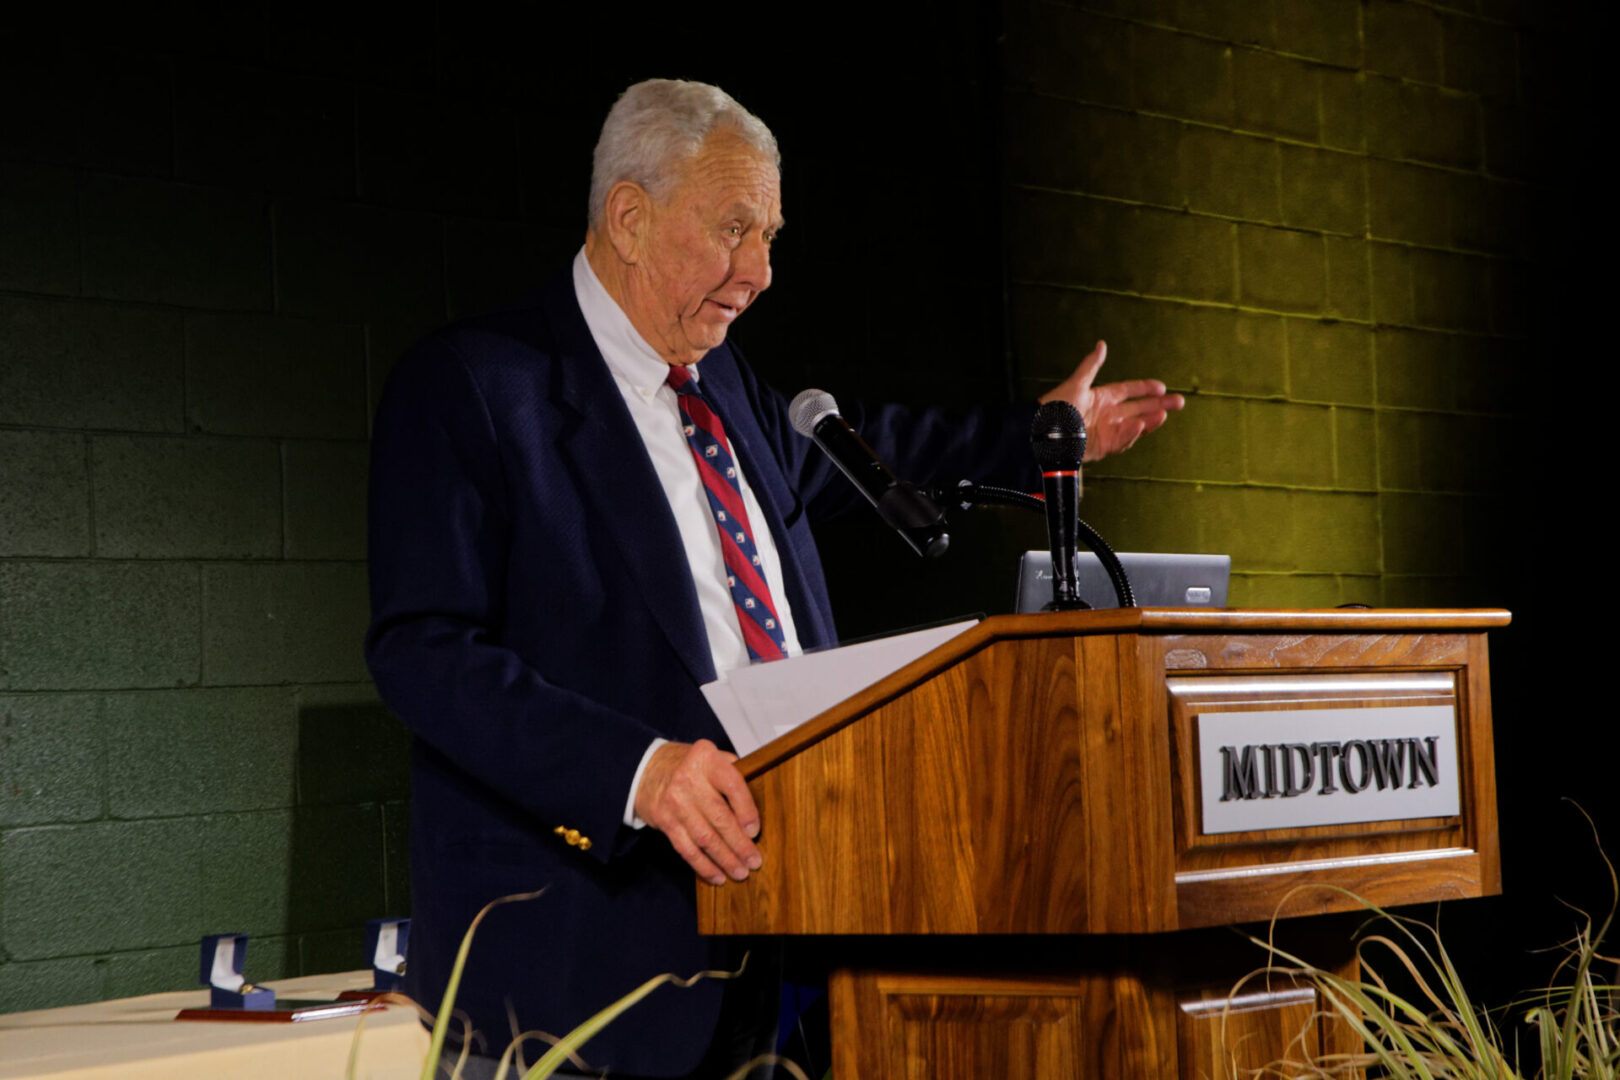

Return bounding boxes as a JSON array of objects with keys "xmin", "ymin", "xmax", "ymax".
[
  {"xmin": 789, "ymin": 388, "xmax": 950, "ymax": 559},
  {"xmin": 931, "ymin": 480, "xmax": 1135, "ymax": 608},
  {"xmin": 1031, "ymin": 401, "xmax": 1088, "ymax": 610}
]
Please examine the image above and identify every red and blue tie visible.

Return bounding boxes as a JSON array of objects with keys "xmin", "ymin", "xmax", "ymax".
[{"xmin": 666, "ymin": 365, "xmax": 788, "ymax": 663}]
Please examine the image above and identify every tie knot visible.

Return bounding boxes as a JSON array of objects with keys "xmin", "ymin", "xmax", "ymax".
[{"xmin": 665, "ymin": 364, "xmax": 695, "ymax": 393}]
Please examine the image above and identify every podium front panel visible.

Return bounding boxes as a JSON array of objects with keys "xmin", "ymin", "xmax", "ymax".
[{"xmin": 1149, "ymin": 630, "xmax": 1499, "ymax": 927}]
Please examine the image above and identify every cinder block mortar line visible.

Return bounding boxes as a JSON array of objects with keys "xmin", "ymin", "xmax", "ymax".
[
  {"xmin": 1010, "ymin": 276, "xmax": 1532, "ymax": 339},
  {"xmin": 0, "ymin": 556, "xmax": 365, "ymax": 568},
  {"xmin": 1235, "ymin": 570, "xmax": 1382, "ymax": 578},
  {"xmin": 1375, "ymin": 484, "xmax": 1506, "ymax": 498},
  {"xmin": 1362, "ymin": 239, "xmax": 1381, "ymax": 418},
  {"xmin": 1230, "ymin": 222, "xmax": 1245, "ymax": 316},
  {"xmin": 82, "ymin": 435, "xmax": 97, "ymax": 559},
  {"xmin": 1019, "ymin": 88, "xmax": 1536, "ymax": 187},
  {"xmin": 0, "ymin": 683, "xmax": 369, "ymax": 698},
  {"xmin": 1011, "ymin": 275, "xmax": 1364, "ymax": 322},
  {"xmin": 1374, "ymin": 399, "xmax": 1513, "ymax": 419},
  {"xmin": 1329, "ymin": 403, "xmax": 1339, "ymax": 481},
  {"xmin": 1066, "ymin": 2, "xmax": 1525, "ymax": 74},
  {"xmin": 1273, "ymin": 139, "xmax": 1290, "ymax": 274},
  {"xmin": 1024, "ymin": 89, "xmax": 1347, "ymax": 156},
  {"xmin": 0, "ymin": 802, "xmax": 392, "ymax": 838},
  {"xmin": 0, "ymin": 285, "xmax": 411, "ymax": 323},
  {"xmin": 70, "ymin": 429, "xmax": 368, "ymax": 446},
  {"xmin": 1405, "ymin": 0, "xmax": 1520, "ymax": 25},
  {"xmin": 278, "ymin": 443, "xmax": 288, "ymax": 559},
  {"xmin": 192, "ymin": 563, "xmax": 204, "ymax": 687},
  {"xmin": 1011, "ymin": 181, "xmax": 1534, "ymax": 262},
  {"xmin": 1382, "ymin": 573, "xmax": 1478, "ymax": 582},
  {"xmin": 1070, "ymin": 385, "xmax": 1375, "ymax": 407},
  {"xmin": 1358, "ymin": 156, "xmax": 1375, "ymax": 239},
  {"xmin": 1093, "ymin": 473, "xmax": 1381, "ymax": 496},
  {"xmin": 0, "ymin": 424, "xmax": 370, "ymax": 444},
  {"xmin": 0, "ymin": 933, "xmax": 303, "ymax": 968},
  {"xmin": 195, "ymin": 561, "xmax": 208, "ymax": 686},
  {"xmin": 1064, "ymin": 4, "xmax": 1363, "ymax": 71},
  {"xmin": 1372, "ymin": 432, "xmax": 1386, "ymax": 578},
  {"xmin": 92, "ymin": 696, "xmax": 109, "ymax": 821}
]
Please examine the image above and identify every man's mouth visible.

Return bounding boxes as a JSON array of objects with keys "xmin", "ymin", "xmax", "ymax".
[{"xmin": 703, "ymin": 298, "xmax": 746, "ymax": 320}]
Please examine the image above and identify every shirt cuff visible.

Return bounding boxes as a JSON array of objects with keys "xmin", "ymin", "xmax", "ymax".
[{"xmin": 623, "ymin": 738, "xmax": 669, "ymax": 829}]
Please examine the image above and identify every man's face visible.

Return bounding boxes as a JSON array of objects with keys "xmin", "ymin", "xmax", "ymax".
[{"xmin": 631, "ymin": 130, "xmax": 782, "ymax": 365}]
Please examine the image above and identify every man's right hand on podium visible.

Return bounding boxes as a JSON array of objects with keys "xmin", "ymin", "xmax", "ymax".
[{"xmin": 634, "ymin": 738, "xmax": 764, "ymax": 886}]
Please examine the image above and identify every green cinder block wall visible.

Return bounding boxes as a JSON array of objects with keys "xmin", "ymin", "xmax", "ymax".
[{"xmin": 1002, "ymin": 0, "xmax": 1532, "ymax": 609}]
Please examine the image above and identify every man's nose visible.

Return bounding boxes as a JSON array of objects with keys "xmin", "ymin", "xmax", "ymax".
[{"xmin": 734, "ymin": 234, "xmax": 772, "ymax": 292}]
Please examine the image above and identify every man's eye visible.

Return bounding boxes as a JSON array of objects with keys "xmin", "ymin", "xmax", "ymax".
[
  {"xmin": 726, "ymin": 225, "xmax": 742, "ymax": 237},
  {"xmin": 763, "ymin": 231, "xmax": 776, "ymax": 245}
]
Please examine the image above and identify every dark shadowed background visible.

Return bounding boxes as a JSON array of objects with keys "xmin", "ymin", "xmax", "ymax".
[{"xmin": 0, "ymin": 0, "xmax": 1603, "ymax": 1019}]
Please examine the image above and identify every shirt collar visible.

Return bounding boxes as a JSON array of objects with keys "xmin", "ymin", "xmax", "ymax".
[{"xmin": 572, "ymin": 247, "xmax": 696, "ymax": 397}]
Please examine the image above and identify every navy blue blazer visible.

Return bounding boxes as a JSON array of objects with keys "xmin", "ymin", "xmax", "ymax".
[{"xmin": 365, "ymin": 270, "xmax": 1035, "ymax": 1074}]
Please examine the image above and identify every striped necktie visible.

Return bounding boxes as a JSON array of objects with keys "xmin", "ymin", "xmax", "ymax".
[{"xmin": 665, "ymin": 365, "xmax": 788, "ymax": 663}]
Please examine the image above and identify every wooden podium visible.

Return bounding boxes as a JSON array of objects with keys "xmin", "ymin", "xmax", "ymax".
[{"xmin": 696, "ymin": 608, "xmax": 1507, "ymax": 1079}]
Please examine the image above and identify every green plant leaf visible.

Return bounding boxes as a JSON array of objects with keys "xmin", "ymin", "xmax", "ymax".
[{"xmin": 520, "ymin": 956, "xmax": 749, "ymax": 1080}]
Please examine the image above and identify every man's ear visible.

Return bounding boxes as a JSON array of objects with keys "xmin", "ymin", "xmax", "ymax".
[{"xmin": 602, "ymin": 180, "xmax": 650, "ymax": 263}]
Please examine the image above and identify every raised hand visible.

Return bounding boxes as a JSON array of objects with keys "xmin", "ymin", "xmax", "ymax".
[{"xmin": 1038, "ymin": 340, "xmax": 1184, "ymax": 462}]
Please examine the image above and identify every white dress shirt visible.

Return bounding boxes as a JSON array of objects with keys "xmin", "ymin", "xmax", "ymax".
[{"xmin": 571, "ymin": 249, "xmax": 803, "ymax": 827}]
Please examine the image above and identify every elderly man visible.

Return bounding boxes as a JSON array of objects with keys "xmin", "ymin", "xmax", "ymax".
[{"xmin": 366, "ymin": 79, "xmax": 1181, "ymax": 1078}]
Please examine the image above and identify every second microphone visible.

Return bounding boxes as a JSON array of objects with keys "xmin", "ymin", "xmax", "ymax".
[{"xmin": 789, "ymin": 389, "xmax": 951, "ymax": 559}]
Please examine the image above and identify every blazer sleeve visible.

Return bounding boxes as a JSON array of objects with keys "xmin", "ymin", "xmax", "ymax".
[
  {"xmin": 727, "ymin": 353, "xmax": 1038, "ymax": 524},
  {"xmin": 364, "ymin": 339, "xmax": 657, "ymax": 863}
]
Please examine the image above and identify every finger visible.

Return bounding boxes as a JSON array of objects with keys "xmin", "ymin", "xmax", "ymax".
[
  {"xmin": 1137, "ymin": 408, "xmax": 1172, "ymax": 436},
  {"xmin": 686, "ymin": 741, "xmax": 762, "ymax": 855},
  {"xmin": 1114, "ymin": 417, "xmax": 1149, "ymax": 454},
  {"xmin": 1092, "ymin": 378, "xmax": 1168, "ymax": 404},
  {"xmin": 1099, "ymin": 394, "xmax": 1176, "ymax": 421},
  {"xmin": 707, "ymin": 758, "xmax": 762, "ymax": 840},
  {"xmin": 679, "ymin": 789, "xmax": 758, "ymax": 880},
  {"xmin": 692, "ymin": 779, "xmax": 763, "ymax": 873},
  {"xmin": 665, "ymin": 822, "xmax": 728, "ymax": 886},
  {"xmin": 1072, "ymin": 339, "xmax": 1107, "ymax": 392}
]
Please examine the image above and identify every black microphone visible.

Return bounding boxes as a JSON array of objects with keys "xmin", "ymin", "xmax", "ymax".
[
  {"xmin": 1031, "ymin": 401, "xmax": 1088, "ymax": 610},
  {"xmin": 789, "ymin": 389, "xmax": 950, "ymax": 559}
]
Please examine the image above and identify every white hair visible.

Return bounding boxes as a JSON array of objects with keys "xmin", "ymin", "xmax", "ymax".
[{"xmin": 588, "ymin": 79, "xmax": 779, "ymax": 229}]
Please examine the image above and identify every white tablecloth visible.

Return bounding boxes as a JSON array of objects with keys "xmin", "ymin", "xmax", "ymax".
[{"xmin": 0, "ymin": 970, "xmax": 430, "ymax": 1079}]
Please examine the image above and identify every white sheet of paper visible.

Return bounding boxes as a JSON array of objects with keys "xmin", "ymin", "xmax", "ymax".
[{"xmin": 701, "ymin": 620, "xmax": 979, "ymax": 757}]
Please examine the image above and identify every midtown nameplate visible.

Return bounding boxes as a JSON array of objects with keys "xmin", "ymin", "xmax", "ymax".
[{"xmin": 1197, "ymin": 704, "xmax": 1460, "ymax": 835}]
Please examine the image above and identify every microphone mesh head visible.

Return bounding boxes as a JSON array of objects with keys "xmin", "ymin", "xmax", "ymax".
[
  {"xmin": 1031, "ymin": 401, "xmax": 1086, "ymax": 470},
  {"xmin": 789, "ymin": 389, "xmax": 840, "ymax": 437}
]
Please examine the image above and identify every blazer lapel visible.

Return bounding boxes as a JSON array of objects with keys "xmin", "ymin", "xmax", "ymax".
[
  {"xmin": 536, "ymin": 283, "xmax": 718, "ymax": 688},
  {"xmin": 698, "ymin": 354, "xmax": 840, "ymax": 653}
]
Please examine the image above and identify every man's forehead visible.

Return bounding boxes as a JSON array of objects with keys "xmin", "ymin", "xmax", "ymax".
[{"xmin": 673, "ymin": 134, "xmax": 780, "ymax": 208}]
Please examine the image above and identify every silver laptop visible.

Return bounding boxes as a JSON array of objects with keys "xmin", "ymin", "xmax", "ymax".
[{"xmin": 1015, "ymin": 552, "xmax": 1231, "ymax": 612}]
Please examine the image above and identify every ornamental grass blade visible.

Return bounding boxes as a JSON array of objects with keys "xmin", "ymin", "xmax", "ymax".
[
  {"xmin": 418, "ymin": 887, "xmax": 549, "ymax": 1080},
  {"xmin": 722, "ymin": 1054, "xmax": 811, "ymax": 1080},
  {"xmin": 520, "ymin": 956, "xmax": 748, "ymax": 1080}
]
